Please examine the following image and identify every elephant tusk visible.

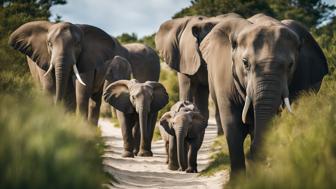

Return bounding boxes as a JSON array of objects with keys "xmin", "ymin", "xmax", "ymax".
[
  {"xmin": 73, "ymin": 64, "xmax": 86, "ymax": 86},
  {"xmin": 242, "ymin": 95, "xmax": 251, "ymax": 124},
  {"xmin": 284, "ymin": 97, "xmax": 292, "ymax": 113},
  {"xmin": 43, "ymin": 63, "xmax": 53, "ymax": 77}
]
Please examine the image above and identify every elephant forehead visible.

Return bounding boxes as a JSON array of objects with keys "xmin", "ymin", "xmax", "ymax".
[
  {"xmin": 129, "ymin": 84, "xmax": 153, "ymax": 95},
  {"xmin": 173, "ymin": 112, "xmax": 192, "ymax": 122}
]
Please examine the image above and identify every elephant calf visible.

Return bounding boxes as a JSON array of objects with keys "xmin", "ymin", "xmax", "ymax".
[
  {"xmin": 159, "ymin": 101, "xmax": 207, "ymax": 173},
  {"xmin": 103, "ymin": 79, "xmax": 168, "ymax": 157}
]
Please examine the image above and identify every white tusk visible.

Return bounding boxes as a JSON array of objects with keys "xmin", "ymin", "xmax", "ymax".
[
  {"xmin": 73, "ymin": 64, "xmax": 86, "ymax": 86},
  {"xmin": 284, "ymin": 97, "xmax": 292, "ymax": 113},
  {"xmin": 43, "ymin": 63, "xmax": 53, "ymax": 77},
  {"xmin": 242, "ymin": 96, "xmax": 252, "ymax": 124}
]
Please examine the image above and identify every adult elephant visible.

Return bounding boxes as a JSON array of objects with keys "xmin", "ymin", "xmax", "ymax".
[
  {"xmin": 191, "ymin": 14, "xmax": 328, "ymax": 175},
  {"xmin": 9, "ymin": 21, "xmax": 160, "ymax": 125},
  {"xmin": 155, "ymin": 13, "xmax": 241, "ymax": 135}
]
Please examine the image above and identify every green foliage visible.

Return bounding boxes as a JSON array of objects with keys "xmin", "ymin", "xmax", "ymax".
[
  {"xmin": 229, "ymin": 77, "xmax": 336, "ymax": 189},
  {"xmin": 116, "ymin": 32, "xmax": 156, "ymax": 50},
  {"xmin": 173, "ymin": 0, "xmax": 274, "ymax": 18},
  {"xmin": 174, "ymin": 0, "xmax": 335, "ymax": 28},
  {"xmin": 0, "ymin": 93, "xmax": 107, "ymax": 189}
]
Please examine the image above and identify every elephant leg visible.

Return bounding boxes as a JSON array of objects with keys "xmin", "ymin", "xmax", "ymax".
[
  {"xmin": 193, "ymin": 84, "xmax": 209, "ymax": 120},
  {"xmin": 178, "ymin": 73, "xmax": 192, "ymax": 100},
  {"xmin": 220, "ymin": 106, "xmax": 247, "ymax": 176},
  {"xmin": 75, "ymin": 72, "xmax": 94, "ymax": 120},
  {"xmin": 88, "ymin": 89, "xmax": 103, "ymax": 126},
  {"xmin": 186, "ymin": 140, "xmax": 199, "ymax": 173},
  {"xmin": 215, "ymin": 103, "xmax": 224, "ymax": 135},
  {"xmin": 168, "ymin": 135, "xmax": 179, "ymax": 170},
  {"xmin": 165, "ymin": 140, "xmax": 169, "ymax": 164},
  {"xmin": 147, "ymin": 112, "xmax": 158, "ymax": 150},
  {"xmin": 117, "ymin": 111, "xmax": 135, "ymax": 158},
  {"xmin": 132, "ymin": 121, "xmax": 140, "ymax": 155}
]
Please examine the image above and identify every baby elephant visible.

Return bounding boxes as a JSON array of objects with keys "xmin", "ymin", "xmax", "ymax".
[
  {"xmin": 104, "ymin": 79, "xmax": 168, "ymax": 157},
  {"xmin": 159, "ymin": 101, "xmax": 207, "ymax": 173}
]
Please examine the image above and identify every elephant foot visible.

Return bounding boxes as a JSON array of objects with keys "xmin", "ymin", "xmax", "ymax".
[
  {"xmin": 217, "ymin": 130, "xmax": 224, "ymax": 136},
  {"xmin": 168, "ymin": 163, "xmax": 179, "ymax": 170},
  {"xmin": 186, "ymin": 167, "xmax": 198, "ymax": 173},
  {"xmin": 177, "ymin": 167, "xmax": 186, "ymax": 172},
  {"xmin": 133, "ymin": 149, "xmax": 139, "ymax": 156},
  {"xmin": 122, "ymin": 151, "xmax": 134, "ymax": 158},
  {"xmin": 138, "ymin": 150, "xmax": 153, "ymax": 157}
]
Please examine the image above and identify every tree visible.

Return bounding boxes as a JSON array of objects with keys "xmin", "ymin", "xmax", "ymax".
[
  {"xmin": 0, "ymin": 0, "xmax": 66, "ymax": 74},
  {"xmin": 173, "ymin": 0, "xmax": 274, "ymax": 18},
  {"xmin": 173, "ymin": 0, "xmax": 335, "ymax": 28}
]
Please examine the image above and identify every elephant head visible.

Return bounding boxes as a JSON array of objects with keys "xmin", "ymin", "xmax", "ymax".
[
  {"xmin": 193, "ymin": 15, "xmax": 328, "ymax": 158},
  {"xmin": 155, "ymin": 16, "xmax": 217, "ymax": 75},
  {"xmin": 9, "ymin": 21, "xmax": 118, "ymax": 103},
  {"xmin": 103, "ymin": 79, "xmax": 169, "ymax": 154},
  {"xmin": 104, "ymin": 55, "xmax": 132, "ymax": 86},
  {"xmin": 160, "ymin": 101, "xmax": 207, "ymax": 171}
]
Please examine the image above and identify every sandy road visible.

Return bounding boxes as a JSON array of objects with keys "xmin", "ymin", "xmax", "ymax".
[{"xmin": 99, "ymin": 118, "xmax": 228, "ymax": 189}]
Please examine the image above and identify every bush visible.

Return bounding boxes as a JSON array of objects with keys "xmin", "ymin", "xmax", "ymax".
[
  {"xmin": 0, "ymin": 74, "xmax": 107, "ymax": 188},
  {"xmin": 228, "ymin": 76, "xmax": 336, "ymax": 188}
]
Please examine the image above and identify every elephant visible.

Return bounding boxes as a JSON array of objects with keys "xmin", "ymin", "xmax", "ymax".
[
  {"xmin": 103, "ymin": 79, "xmax": 169, "ymax": 157},
  {"xmin": 100, "ymin": 43, "xmax": 161, "ymax": 117},
  {"xmin": 159, "ymin": 100, "xmax": 207, "ymax": 173},
  {"xmin": 155, "ymin": 13, "xmax": 241, "ymax": 136},
  {"xmin": 9, "ymin": 21, "xmax": 160, "ymax": 125},
  {"xmin": 191, "ymin": 13, "xmax": 328, "ymax": 175}
]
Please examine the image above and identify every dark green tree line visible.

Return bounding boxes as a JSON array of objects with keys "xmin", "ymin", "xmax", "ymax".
[{"xmin": 173, "ymin": 0, "xmax": 335, "ymax": 28}]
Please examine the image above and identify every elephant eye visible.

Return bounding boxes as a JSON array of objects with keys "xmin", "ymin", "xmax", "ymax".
[
  {"xmin": 47, "ymin": 41, "xmax": 52, "ymax": 48},
  {"xmin": 242, "ymin": 58, "xmax": 250, "ymax": 70}
]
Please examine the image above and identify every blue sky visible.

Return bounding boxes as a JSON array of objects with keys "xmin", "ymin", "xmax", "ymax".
[
  {"xmin": 51, "ymin": 0, "xmax": 190, "ymax": 37},
  {"xmin": 51, "ymin": 0, "xmax": 336, "ymax": 38}
]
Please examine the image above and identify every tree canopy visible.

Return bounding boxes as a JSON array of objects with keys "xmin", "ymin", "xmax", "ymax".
[{"xmin": 173, "ymin": 0, "xmax": 335, "ymax": 28}]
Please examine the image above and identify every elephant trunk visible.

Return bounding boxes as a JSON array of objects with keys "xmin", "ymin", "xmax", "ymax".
[
  {"xmin": 138, "ymin": 107, "xmax": 151, "ymax": 156},
  {"xmin": 54, "ymin": 56, "xmax": 72, "ymax": 103},
  {"xmin": 176, "ymin": 126, "xmax": 187, "ymax": 171},
  {"xmin": 250, "ymin": 78, "xmax": 282, "ymax": 160}
]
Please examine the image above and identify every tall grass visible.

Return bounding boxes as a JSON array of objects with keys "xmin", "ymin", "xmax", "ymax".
[{"xmin": 0, "ymin": 70, "xmax": 107, "ymax": 188}]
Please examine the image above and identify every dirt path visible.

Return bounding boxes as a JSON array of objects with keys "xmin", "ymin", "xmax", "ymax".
[{"xmin": 99, "ymin": 118, "xmax": 229, "ymax": 189}]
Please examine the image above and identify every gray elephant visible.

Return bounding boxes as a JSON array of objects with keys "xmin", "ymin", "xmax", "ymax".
[
  {"xmin": 159, "ymin": 101, "xmax": 207, "ymax": 173},
  {"xmin": 155, "ymin": 13, "xmax": 241, "ymax": 136},
  {"xmin": 100, "ymin": 43, "xmax": 161, "ymax": 117},
  {"xmin": 191, "ymin": 13, "xmax": 328, "ymax": 175},
  {"xmin": 103, "ymin": 79, "xmax": 169, "ymax": 157},
  {"xmin": 9, "ymin": 21, "xmax": 160, "ymax": 125}
]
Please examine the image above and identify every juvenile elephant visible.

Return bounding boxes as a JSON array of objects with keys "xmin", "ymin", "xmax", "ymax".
[
  {"xmin": 100, "ymin": 43, "xmax": 161, "ymax": 117},
  {"xmin": 192, "ymin": 14, "xmax": 328, "ymax": 175},
  {"xmin": 103, "ymin": 79, "xmax": 169, "ymax": 157},
  {"xmin": 9, "ymin": 21, "xmax": 127, "ymax": 125},
  {"xmin": 155, "ymin": 13, "xmax": 241, "ymax": 135},
  {"xmin": 159, "ymin": 101, "xmax": 207, "ymax": 173}
]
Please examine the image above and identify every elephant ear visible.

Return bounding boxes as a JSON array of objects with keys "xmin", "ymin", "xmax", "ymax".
[
  {"xmin": 155, "ymin": 17, "xmax": 191, "ymax": 72},
  {"xmin": 194, "ymin": 17, "xmax": 250, "ymax": 77},
  {"xmin": 178, "ymin": 16, "xmax": 211, "ymax": 75},
  {"xmin": 103, "ymin": 80, "xmax": 134, "ymax": 114},
  {"xmin": 146, "ymin": 81, "xmax": 169, "ymax": 112},
  {"xmin": 76, "ymin": 24, "xmax": 117, "ymax": 73},
  {"xmin": 8, "ymin": 21, "xmax": 52, "ymax": 70},
  {"xmin": 189, "ymin": 112, "xmax": 207, "ymax": 138},
  {"xmin": 159, "ymin": 112, "xmax": 174, "ymax": 136},
  {"xmin": 281, "ymin": 20, "xmax": 328, "ymax": 97}
]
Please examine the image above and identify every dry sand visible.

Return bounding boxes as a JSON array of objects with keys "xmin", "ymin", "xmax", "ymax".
[{"xmin": 99, "ymin": 118, "xmax": 229, "ymax": 189}]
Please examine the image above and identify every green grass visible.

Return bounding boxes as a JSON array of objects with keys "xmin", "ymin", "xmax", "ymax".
[
  {"xmin": 0, "ymin": 69, "xmax": 107, "ymax": 189},
  {"xmin": 227, "ymin": 76, "xmax": 336, "ymax": 189}
]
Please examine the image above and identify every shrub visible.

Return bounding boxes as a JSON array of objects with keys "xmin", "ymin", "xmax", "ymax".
[{"xmin": 0, "ymin": 90, "xmax": 107, "ymax": 189}]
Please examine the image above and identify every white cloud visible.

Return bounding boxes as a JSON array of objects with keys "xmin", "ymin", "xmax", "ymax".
[{"xmin": 51, "ymin": 0, "xmax": 191, "ymax": 37}]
